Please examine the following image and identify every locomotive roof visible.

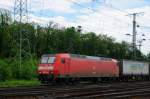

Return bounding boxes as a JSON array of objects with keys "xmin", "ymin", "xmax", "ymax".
[
  {"xmin": 70, "ymin": 54, "xmax": 112, "ymax": 61},
  {"xmin": 41, "ymin": 53, "xmax": 114, "ymax": 61},
  {"xmin": 42, "ymin": 54, "xmax": 55, "ymax": 57}
]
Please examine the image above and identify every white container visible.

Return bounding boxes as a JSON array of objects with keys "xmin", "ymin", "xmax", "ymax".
[{"xmin": 122, "ymin": 60, "xmax": 149, "ymax": 75}]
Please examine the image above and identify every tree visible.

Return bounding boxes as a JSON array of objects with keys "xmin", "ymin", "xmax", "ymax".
[{"xmin": 0, "ymin": 9, "xmax": 12, "ymax": 57}]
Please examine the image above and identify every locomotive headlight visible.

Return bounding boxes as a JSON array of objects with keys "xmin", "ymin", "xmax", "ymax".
[
  {"xmin": 38, "ymin": 66, "xmax": 44, "ymax": 70},
  {"xmin": 38, "ymin": 66, "xmax": 53, "ymax": 70},
  {"xmin": 48, "ymin": 66, "xmax": 53, "ymax": 70}
]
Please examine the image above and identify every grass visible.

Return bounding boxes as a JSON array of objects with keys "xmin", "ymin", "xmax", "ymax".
[{"xmin": 0, "ymin": 79, "xmax": 41, "ymax": 88}]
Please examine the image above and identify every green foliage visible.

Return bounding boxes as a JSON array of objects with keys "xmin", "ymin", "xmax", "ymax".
[
  {"xmin": 0, "ymin": 59, "xmax": 12, "ymax": 81},
  {"xmin": 0, "ymin": 80, "xmax": 40, "ymax": 87},
  {"xmin": 147, "ymin": 53, "xmax": 150, "ymax": 62},
  {"xmin": 0, "ymin": 58, "xmax": 37, "ymax": 81},
  {"xmin": 21, "ymin": 59, "xmax": 37, "ymax": 80}
]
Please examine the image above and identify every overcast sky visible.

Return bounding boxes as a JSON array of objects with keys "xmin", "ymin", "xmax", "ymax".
[{"xmin": 0, "ymin": 0, "xmax": 150, "ymax": 54}]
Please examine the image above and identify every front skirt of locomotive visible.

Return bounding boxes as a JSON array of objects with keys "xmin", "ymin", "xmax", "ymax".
[{"xmin": 38, "ymin": 74, "xmax": 55, "ymax": 83}]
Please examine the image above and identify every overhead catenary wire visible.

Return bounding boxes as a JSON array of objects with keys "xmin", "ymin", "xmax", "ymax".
[
  {"xmin": 70, "ymin": 0, "xmax": 130, "ymax": 18},
  {"xmin": 0, "ymin": 1, "xmax": 149, "ymax": 33},
  {"xmin": 69, "ymin": 0, "xmax": 132, "ymax": 26},
  {"xmin": 140, "ymin": 26, "xmax": 150, "ymax": 29},
  {"xmin": 68, "ymin": 0, "xmax": 132, "ymax": 35},
  {"xmin": 93, "ymin": 0, "xmax": 130, "ymax": 14},
  {"xmin": 0, "ymin": 1, "xmax": 131, "ymax": 29}
]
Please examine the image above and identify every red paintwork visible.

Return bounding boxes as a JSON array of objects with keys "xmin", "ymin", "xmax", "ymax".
[
  {"xmin": 68, "ymin": 58, "xmax": 119, "ymax": 77},
  {"xmin": 38, "ymin": 53, "xmax": 119, "ymax": 78},
  {"xmin": 38, "ymin": 64, "xmax": 52, "ymax": 74}
]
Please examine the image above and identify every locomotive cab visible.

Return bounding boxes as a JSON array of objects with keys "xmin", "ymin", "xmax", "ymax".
[
  {"xmin": 38, "ymin": 54, "xmax": 70, "ymax": 83},
  {"xmin": 38, "ymin": 55, "xmax": 55, "ymax": 74},
  {"xmin": 38, "ymin": 54, "xmax": 56, "ymax": 82}
]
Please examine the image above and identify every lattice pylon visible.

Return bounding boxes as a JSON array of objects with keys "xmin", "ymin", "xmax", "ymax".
[{"xmin": 14, "ymin": 0, "xmax": 28, "ymax": 23}]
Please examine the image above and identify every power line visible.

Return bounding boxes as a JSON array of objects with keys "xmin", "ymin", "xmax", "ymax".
[
  {"xmin": 93, "ymin": 0, "xmax": 130, "ymax": 14},
  {"xmin": 1, "ymin": 1, "xmax": 130, "ymax": 28},
  {"xmin": 67, "ymin": 0, "xmax": 131, "ymax": 34},
  {"xmin": 138, "ymin": 25, "xmax": 150, "ymax": 29},
  {"xmin": 69, "ymin": 0, "xmax": 131, "ymax": 25}
]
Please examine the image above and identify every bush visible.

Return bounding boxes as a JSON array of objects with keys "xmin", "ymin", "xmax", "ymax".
[
  {"xmin": 0, "ymin": 58, "xmax": 38, "ymax": 81},
  {"xmin": 0, "ymin": 59, "xmax": 12, "ymax": 81},
  {"xmin": 21, "ymin": 59, "xmax": 37, "ymax": 80}
]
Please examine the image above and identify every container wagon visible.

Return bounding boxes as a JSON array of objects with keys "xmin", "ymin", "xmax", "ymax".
[{"xmin": 119, "ymin": 60, "xmax": 150, "ymax": 81}]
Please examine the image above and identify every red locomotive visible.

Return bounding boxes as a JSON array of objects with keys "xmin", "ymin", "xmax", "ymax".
[
  {"xmin": 38, "ymin": 53, "xmax": 150, "ymax": 83},
  {"xmin": 38, "ymin": 53, "xmax": 119, "ymax": 83}
]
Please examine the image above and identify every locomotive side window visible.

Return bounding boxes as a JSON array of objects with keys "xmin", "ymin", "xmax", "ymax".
[
  {"xmin": 48, "ymin": 57, "xmax": 55, "ymax": 63},
  {"xmin": 61, "ymin": 58, "xmax": 65, "ymax": 64}
]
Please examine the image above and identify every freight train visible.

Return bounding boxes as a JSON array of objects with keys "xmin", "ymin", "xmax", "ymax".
[{"xmin": 38, "ymin": 53, "xmax": 150, "ymax": 84}]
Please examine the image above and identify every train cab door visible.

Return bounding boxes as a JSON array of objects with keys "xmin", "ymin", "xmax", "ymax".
[
  {"xmin": 65, "ymin": 58, "xmax": 70, "ymax": 76},
  {"xmin": 61, "ymin": 58, "xmax": 70, "ymax": 77}
]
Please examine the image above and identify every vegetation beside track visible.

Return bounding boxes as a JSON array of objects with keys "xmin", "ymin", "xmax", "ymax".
[
  {"xmin": 0, "ymin": 58, "xmax": 38, "ymax": 81},
  {"xmin": 0, "ymin": 79, "xmax": 40, "ymax": 88}
]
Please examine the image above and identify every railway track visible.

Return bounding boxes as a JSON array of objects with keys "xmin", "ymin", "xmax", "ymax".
[
  {"xmin": 0, "ymin": 81, "xmax": 150, "ymax": 99},
  {"xmin": 56, "ymin": 81, "xmax": 150, "ymax": 99}
]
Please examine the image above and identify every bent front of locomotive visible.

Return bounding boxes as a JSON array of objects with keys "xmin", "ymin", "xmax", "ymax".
[
  {"xmin": 38, "ymin": 54, "xmax": 56, "ymax": 83},
  {"xmin": 38, "ymin": 54, "xmax": 70, "ymax": 83}
]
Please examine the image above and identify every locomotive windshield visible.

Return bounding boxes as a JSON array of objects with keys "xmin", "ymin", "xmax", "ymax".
[{"xmin": 41, "ymin": 56, "xmax": 55, "ymax": 63}]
